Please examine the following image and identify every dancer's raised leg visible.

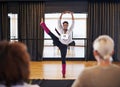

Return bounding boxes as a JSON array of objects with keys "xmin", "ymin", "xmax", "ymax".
[
  {"xmin": 40, "ymin": 19, "xmax": 60, "ymax": 46},
  {"xmin": 40, "ymin": 18, "xmax": 50, "ymax": 34}
]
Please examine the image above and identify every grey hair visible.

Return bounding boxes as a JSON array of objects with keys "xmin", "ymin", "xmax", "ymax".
[{"xmin": 93, "ymin": 35, "xmax": 114, "ymax": 60}]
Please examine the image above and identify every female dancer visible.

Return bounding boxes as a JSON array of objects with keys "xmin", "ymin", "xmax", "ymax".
[{"xmin": 40, "ymin": 11, "xmax": 74, "ymax": 78}]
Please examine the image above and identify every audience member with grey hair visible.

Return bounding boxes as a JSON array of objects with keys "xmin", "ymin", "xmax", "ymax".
[{"xmin": 72, "ymin": 35, "xmax": 120, "ymax": 87}]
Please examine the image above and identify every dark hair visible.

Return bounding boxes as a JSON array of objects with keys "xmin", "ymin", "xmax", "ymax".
[
  {"xmin": 63, "ymin": 21, "xmax": 68, "ymax": 25},
  {"xmin": 0, "ymin": 41, "xmax": 30, "ymax": 86}
]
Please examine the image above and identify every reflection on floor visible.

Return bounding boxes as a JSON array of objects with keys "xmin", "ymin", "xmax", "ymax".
[
  {"xmin": 29, "ymin": 61, "xmax": 97, "ymax": 80},
  {"xmin": 43, "ymin": 46, "xmax": 85, "ymax": 58}
]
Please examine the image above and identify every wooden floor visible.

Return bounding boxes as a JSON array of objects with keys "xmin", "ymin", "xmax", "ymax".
[{"xmin": 29, "ymin": 61, "xmax": 120, "ymax": 80}]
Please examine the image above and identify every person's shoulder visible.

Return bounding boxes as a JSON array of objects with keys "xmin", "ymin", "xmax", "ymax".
[
  {"xmin": 0, "ymin": 84, "xmax": 5, "ymax": 87},
  {"xmin": 29, "ymin": 85, "xmax": 40, "ymax": 87},
  {"xmin": 29, "ymin": 84, "xmax": 39, "ymax": 87},
  {"xmin": 110, "ymin": 64, "xmax": 120, "ymax": 70},
  {"xmin": 78, "ymin": 66, "xmax": 97, "ymax": 76},
  {"xmin": 112, "ymin": 63, "xmax": 120, "ymax": 67},
  {"xmin": 84, "ymin": 65, "xmax": 98, "ymax": 71},
  {"xmin": 24, "ymin": 83, "xmax": 40, "ymax": 87},
  {"xmin": 79, "ymin": 65, "xmax": 100, "ymax": 76},
  {"xmin": 0, "ymin": 83, "xmax": 40, "ymax": 87}
]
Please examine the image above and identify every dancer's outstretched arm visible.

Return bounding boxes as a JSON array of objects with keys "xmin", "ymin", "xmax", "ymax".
[
  {"xmin": 67, "ymin": 11, "xmax": 74, "ymax": 33},
  {"xmin": 58, "ymin": 12, "xmax": 64, "ymax": 30}
]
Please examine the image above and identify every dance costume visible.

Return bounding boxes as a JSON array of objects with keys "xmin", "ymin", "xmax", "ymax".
[{"xmin": 40, "ymin": 19, "xmax": 74, "ymax": 78}]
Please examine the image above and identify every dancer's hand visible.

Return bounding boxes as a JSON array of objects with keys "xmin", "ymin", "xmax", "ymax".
[
  {"xmin": 63, "ymin": 11, "xmax": 68, "ymax": 14},
  {"xmin": 64, "ymin": 11, "xmax": 73, "ymax": 14},
  {"xmin": 68, "ymin": 11, "xmax": 74, "ymax": 14},
  {"xmin": 66, "ymin": 11, "xmax": 71, "ymax": 13}
]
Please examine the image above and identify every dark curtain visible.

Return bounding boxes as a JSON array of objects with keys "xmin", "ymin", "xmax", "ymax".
[
  {"xmin": 18, "ymin": 2, "xmax": 45, "ymax": 61},
  {"xmin": 45, "ymin": 1, "xmax": 88, "ymax": 13},
  {"xmin": 87, "ymin": 1, "xmax": 120, "ymax": 61},
  {"xmin": 0, "ymin": 2, "xmax": 9, "ymax": 40},
  {"xmin": 0, "ymin": 3, "xmax": 1, "ymax": 40}
]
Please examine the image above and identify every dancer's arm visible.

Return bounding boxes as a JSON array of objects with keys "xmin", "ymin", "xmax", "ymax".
[
  {"xmin": 58, "ymin": 12, "xmax": 64, "ymax": 30},
  {"xmin": 68, "ymin": 11, "xmax": 74, "ymax": 33}
]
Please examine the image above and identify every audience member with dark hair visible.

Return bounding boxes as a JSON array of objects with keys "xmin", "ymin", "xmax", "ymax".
[
  {"xmin": 72, "ymin": 35, "xmax": 120, "ymax": 87},
  {"xmin": 0, "ymin": 41, "xmax": 39, "ymax": 87}
]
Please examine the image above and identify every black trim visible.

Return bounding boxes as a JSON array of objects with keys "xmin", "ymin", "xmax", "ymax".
[{"xmin": 42, "ymin": 57, "xmax": 86, "ymax": 61}]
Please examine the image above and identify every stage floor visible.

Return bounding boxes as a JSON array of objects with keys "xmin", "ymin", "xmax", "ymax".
[{"xmin": 29, "ymin": 61, "xmax": 120, "ymax": 80}]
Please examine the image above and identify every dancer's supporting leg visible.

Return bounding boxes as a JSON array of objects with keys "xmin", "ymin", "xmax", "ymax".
[
  {"xmin": 59, "ymin": 44, "xmax": 67, "ymax": 78},
  {"xmin": 40, "ymin": 22, "xmax": 67, "ymax": 78}
]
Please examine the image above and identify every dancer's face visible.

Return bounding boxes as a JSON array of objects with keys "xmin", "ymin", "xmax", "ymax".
[{"xmin": 63, "ymin": 23, "xmax": 68, "ymax": 30}]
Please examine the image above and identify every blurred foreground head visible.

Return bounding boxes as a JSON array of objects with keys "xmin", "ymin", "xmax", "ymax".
[
  {"xmin": 93, "ymin": 35, "xmax": 114, "ymax": 60},
  {"xmin": 0, "ymin": 41, "xmax": 30, "ymax": 86}
]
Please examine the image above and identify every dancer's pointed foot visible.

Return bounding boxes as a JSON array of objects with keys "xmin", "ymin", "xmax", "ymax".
[
  {"xmin": 40, "ymin": 18, "xmax": 50, "ymax": 34},
  {"xmin": 40, "ymin": 18, "xmax": 44, "ymax": 24},
  {"xmin": 62, "ymin": 64, "xmax": 66, "ymax": 78},
  {"xmin": 62, "ymin": 74, "xmax": 65, "ymax": 78}
]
